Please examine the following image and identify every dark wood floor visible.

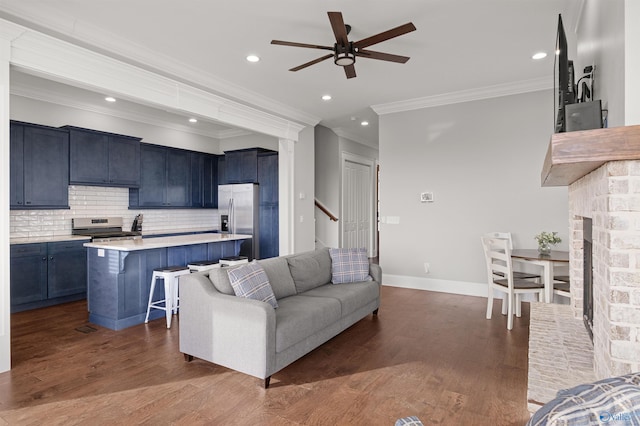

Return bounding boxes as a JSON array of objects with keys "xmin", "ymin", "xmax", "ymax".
[{"xmin": 0, "ymin": 286, "xmax": 531, "ymax": 425}]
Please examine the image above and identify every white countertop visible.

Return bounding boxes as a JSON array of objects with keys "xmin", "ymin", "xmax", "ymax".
[
  {"xmin": 142, "ymin": 227, "xmax": 217, "ymax": 237},
  {"xmin": 10, "ymin": 235, "xmax": 91, "ymax": 245},
  {"xmin": 83, "ymin": 233, "xmax": 251, "ymax": 252}
]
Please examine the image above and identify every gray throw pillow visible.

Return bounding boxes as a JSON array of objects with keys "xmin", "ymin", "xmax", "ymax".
[{"xmin": 287, "ymin": 248, "xmax": 332, "ymax": 292}]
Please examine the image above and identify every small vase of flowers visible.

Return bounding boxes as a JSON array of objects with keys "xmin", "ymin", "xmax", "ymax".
[{"xmin": 535, "ymin": 231, "xmax": 562, "ymax": 255}]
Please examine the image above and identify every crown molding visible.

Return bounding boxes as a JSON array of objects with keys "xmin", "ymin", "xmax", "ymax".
[
  {"xmin": 371, "ymin": 77, "xmax": 552, "ymax": 115},
  {"xmin": 3, "ymin": 21, "xmax": 307, "ymax": 140}
]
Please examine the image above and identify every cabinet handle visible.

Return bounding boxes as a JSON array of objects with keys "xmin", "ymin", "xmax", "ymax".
[
  {"xmin": 50, "ymin": 256, "xmax": 54, "ymax": 261},
  {"xmin": 42, "ymin": 257, "xmax": 47, "ymax": 261}
]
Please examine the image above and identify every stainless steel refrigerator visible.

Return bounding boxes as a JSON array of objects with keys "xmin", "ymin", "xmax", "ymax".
[{"xmin": 218, "ymin": 183, "xmax": 260, "ymax": 260}]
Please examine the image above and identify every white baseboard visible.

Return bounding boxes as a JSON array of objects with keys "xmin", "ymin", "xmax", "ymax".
[{"xmin": 382, "ymin": 274, "xmax": 487, "ymax": 298}]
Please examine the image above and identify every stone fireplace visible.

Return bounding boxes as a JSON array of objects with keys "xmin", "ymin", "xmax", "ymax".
[
  {"xmin": 527, "ymin": 126, "xmax": 640, "ymax": 410},
  {"xmin": 568, "ymin": 160, "xmax": 640, "ymax": 378}
]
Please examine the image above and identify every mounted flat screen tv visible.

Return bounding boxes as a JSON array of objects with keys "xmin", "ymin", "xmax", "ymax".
[{"xmin": 554, "ymin": 14, "xmax": 575, "ymax": 133}]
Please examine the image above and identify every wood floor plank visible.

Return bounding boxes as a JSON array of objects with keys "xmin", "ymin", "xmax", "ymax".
[{"xmin": 0, "ymin": 286, "xmax": 532, "ymax": 425}]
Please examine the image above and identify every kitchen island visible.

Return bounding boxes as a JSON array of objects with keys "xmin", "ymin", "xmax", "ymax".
[{"xmin": 84, "ymin": 233, "xmax": 251, "ymax": 330}]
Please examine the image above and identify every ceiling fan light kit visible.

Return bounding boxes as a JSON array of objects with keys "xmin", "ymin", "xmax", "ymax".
[
  {"xmin": 271, "ymin": 11, "xmax": 416, "ymax": 79},
  {"xmin": 334, "ymin": 43, "xmax": 356, "ymax": 66}
]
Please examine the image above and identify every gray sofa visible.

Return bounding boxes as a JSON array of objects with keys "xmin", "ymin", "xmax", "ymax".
[{"xmin": 179, "ymin": 247, "xmax": 382, "ymax": 387}]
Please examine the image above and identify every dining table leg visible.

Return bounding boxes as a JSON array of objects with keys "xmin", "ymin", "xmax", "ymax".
[{"xmin": 543, "ymin": 261, "xmax": 554, "ymax": 303}]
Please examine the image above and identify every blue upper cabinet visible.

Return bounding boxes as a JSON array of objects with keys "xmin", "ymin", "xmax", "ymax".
[
  {"xmin": 67, "ymin": 127, "xmax": 141, "ymax": 187},
  {"xmin": 10, "ymin": 121, "xmax": 70, "ymax": 210},
  {"xmin": 132, "ymin": 143, "xmax": 191, "ymax": 208},
  {"xmin": 225, "ymin": 148, "xmax": 259, "ymax": 183},
  {"xmin": 202, "ymin": 153, "xmax": 219, "ymax": 208}
]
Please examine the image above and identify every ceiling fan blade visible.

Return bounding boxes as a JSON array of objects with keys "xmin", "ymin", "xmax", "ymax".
[
  {"xmin": 271, "ymin": 40, "xmax": 334, "ymax": 51},
  {"xmin": 357, "ymin": 49, "xmax": 410, "ymax": 63},
  {"xmin": 328, "ymin": 11, "xmax": 349, "ymax": 46},
  {"xmin": 344, "ymin": 64, "xmax": 356, "ymax": 79},
  {"xmin": 353, "ymin": 22, "xmax": 416, "ymax": 49},
  {"xmin": 289, "ymin": 54, "xmax": 334, "ymax": 72}
]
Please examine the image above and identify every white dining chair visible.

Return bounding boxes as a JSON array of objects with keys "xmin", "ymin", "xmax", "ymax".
[
  {"xmin": 483, "ymin": 232, "xmax": 541, "ymax": 314},
  {"xmin": 482, "ymin": 236, "xmax": 545, "ymax": 330}
]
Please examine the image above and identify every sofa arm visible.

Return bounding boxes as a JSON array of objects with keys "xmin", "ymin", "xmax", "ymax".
[
  {"xmin": 179, "ymin": 272, "xmax": 276, "ymax": 380},
  {"xmin": 369, "ymin": 263, "xmax": 382, "ymax": 284}
]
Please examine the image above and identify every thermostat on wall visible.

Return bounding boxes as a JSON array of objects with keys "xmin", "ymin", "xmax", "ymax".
[{"xmin": 420, "ymin": 192, "xmax": 434, "ymax": 203}]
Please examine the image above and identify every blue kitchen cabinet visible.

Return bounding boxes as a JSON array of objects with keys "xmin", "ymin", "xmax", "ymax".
[
  {"xmin": 258, "ymin": 151, "xmax": 279, "ymax": 258},
  {"xmin": 67, "ymin": 126, "xmax": 141, "ymax": 187},
  {"xmin": 191, "ymin": 152, "xmax": 204, "ymax": 208},
  {"xmin": 132, "ymin": 144, "xmax": 191, "ymax": 207},
  {"xmin": 10, "ymin": 121, "xmax": 69, "ymax": 209},
  {"xmin": 10, "ymin": 240, "xmax": 87, "ymax": 313},
  {"xmin": 47, "ymin": 241, "xmax": 88, "ymax": 298},
  {"xmin": 203, "ymin": 154, "xmax": 219, "ymax": 208},
  {"xmin": 10, "ymin": 243, "xmax": 48, "ymax": 307},
  {"xmin": 217, "ymin": 155, "xmax": 227, "ymax": 185},
  {"xmin": 225, "ymin": 148, "xmax": 259, "ymax": 183}
]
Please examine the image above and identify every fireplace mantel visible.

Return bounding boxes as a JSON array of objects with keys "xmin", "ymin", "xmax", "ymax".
[{"xmin": 541, "ymin": 125, "xmax": 640, "ymax": 186}]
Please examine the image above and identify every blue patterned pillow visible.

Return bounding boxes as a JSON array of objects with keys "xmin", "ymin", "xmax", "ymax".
[
  {"xmin": 227, "ymin": 262, "xmax": 278, "ymax": 308},
  {"xmin": 329, "ymin": 248, "xmax": 372, "ymax": 284}
]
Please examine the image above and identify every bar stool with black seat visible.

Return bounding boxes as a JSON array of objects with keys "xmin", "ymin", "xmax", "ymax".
[
  {"xmin": 187, "ymin": 260, "xmax": 220, "ymax": 273},
  {"xmin": 219, "ymin": 256, "xmax": 249, "ymax": 267},
  {"xmin": 145, "ymin": 265, "xmax": 191, "ymax": 328}
]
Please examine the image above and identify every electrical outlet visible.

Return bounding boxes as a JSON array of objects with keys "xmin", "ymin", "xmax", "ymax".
[{"xmin": 424, "ymin": 262, "xmax": 430, "ymax": 273}]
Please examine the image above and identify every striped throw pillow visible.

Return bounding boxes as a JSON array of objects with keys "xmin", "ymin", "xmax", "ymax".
[
  {"xmin": 227, "ymin": 262, "xmax": 278, "ymax": 308},
  {"xmin": 329, "ymin": 248, "xmax": 372, "ymax": 284}
]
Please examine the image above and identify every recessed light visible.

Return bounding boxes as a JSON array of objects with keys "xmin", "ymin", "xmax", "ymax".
[
  {"xmin": 105, "ymin": 96, "xmax": 116, "ymax": 102},
  {"xmin": 322, "ymin": 94, "xmax": 332, "ymax": 101},
  {"xmin": 361, "ymin": 121, "xmax": 369, "ymax": 126},
  {"xmin": 246, "ymin": 55, "xmax": 260, "ymax": 63},
  {"xmin": 189, "ymin": 118, "xmax": 198, "ymax": 123},
  {"xmin": 532, "ymin": 52, "xmax": 547, "ymax": 60}
]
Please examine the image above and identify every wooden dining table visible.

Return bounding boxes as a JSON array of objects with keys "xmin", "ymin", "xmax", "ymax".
[{"xmin": 511, "ymin": 249, "xmax": 570, "ymax": 303}]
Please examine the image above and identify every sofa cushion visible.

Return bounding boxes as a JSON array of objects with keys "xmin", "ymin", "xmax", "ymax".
[
  {"xmin": 257, "ymin": 257, "xmax": 297, "ymax": 299},
  {"xmin": 287, "ymin": 248, "xmax": 332, "ymax": 293},
  {"xmin": 274, "ymin": 295, "xmax": 341, "ymax": 353},
  {"xmin": 208, "ymin": 265, "xmax": 244, "ymax": 295},
  {"xmin": 227, "ymin": 262, "xmax": 278, "ymax": 308},
  {"xmin": 302, "ymin": 281, "xmax": 379, "ymax": 316},
  {"xmin": 329, "ymin": 248, "xmax": 372, "ymax": 284}
]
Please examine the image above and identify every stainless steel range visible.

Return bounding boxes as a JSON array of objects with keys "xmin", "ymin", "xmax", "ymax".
[{"xmin": 72, "ymin": 217, "xmax": 142, "ymax": 242}]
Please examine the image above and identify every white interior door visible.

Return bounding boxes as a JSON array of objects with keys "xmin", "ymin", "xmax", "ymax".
[{"xmin": 342, "ymin": 159, "xmax": 371, "ymax": 253}]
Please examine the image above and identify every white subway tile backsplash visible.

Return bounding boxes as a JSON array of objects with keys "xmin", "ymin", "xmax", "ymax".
[{"xmin": 11, "ymin": 185, "xmax": 219, "ymax": 239}]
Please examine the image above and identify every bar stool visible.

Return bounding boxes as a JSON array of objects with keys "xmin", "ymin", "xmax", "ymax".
[
  {"xmin": 187, "ymin": 260, "xmax": 220, "ymax": 273},
  {"xmin": 145, "ymin": 265, "xmax": 190, "ymax": 328},
  {"xmin": 219, "ymin": 256, "xmax": 249, "ymax": 267}
]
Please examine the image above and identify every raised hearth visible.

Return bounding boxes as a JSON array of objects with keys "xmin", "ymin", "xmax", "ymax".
[{"xmin": 527, "ymin": 302, "xmax": 595, "ymax": 413}]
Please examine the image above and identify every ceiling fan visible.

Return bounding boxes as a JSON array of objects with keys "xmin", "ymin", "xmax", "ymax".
[{"xmin": 271, "ymin": 12, "xmax": 416, "ymax": 79}]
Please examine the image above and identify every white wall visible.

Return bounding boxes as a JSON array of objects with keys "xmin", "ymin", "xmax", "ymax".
[
  {"xmin": 378, "ymin": 90, "xmax": 569, "ymax": 295},
  {"xmin": 625, "ymin": 0, "xmax": 640, "ymax": 125},
  {"xmin": 294, "ymin": 126, "xmax": 316, "ymax": 253},
  {"xmin": 314, "ymin": 126, "xmax": 340, "ymax": 248},
  {"xmin": 575, "ymin": 0, "xmax": 626, "ymax": 128}
]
